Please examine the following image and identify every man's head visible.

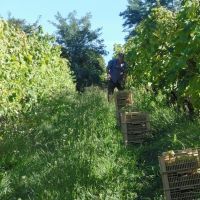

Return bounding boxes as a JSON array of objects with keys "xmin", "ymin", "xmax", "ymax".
[{"xmin": 118, "ymin": 53, "xmax": 124, "ymax": 63}]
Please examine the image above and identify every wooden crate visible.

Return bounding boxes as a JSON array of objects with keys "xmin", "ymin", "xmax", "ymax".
[
  {"xmin": 114, "ymin": 90, "xmax": 132, "ymax": 99},
  {"xmin": 115, "ymin": 108, "xmax": 137, "ymax": 128},
  {"xmin": 121, "ymin": 123, "xmax": 150, "ymax": 134},
  {"xmin": 121, "ymin": 112, "xmax": 150, "ymax": 134},
  {"xmin": 120, "ymin": 111, "xmax": 150, "ymax": 144},
  {"xmin": 115, "ymin": 97, "xmax": 132, "ymax": 104},
  {"xmin": 122, "ymin": 131, "xmax": 150, "ymax": 144},
  {"xmin": 121, "ymin": 112, "xmax": 149, "ymax": 124},
  {"xmin": 115, "ymin": 99, "xmax": 133, "ymax": 109},
  {"xmin": 115, "ymin": 108, "xmax": 138, "ymax": 120}
]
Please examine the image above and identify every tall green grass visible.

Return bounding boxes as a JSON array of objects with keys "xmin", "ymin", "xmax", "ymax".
[{"xmin": 0, "ymin": 86, "xmax": 199, "ymax": 199}]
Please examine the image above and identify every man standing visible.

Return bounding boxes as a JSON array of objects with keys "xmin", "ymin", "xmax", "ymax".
[{"xmin": 106, "ymin": 53, "xmax": 127, "ymax": 101}]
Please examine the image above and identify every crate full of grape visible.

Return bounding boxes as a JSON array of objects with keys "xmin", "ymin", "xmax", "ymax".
[
  {"xmin": 158, "ymin": 148, "xmax": 200, "ymax": 173},
  {"xmin": 164, "ymin": 185, "xmax": 200, "ymax": 200},
  {"xmin": 161, "ymin": 169, "xmax": 200, "ymax": 191},
  {"xmin": 158, "ymin": 148, "xmax": 200, "ymax": 200}
]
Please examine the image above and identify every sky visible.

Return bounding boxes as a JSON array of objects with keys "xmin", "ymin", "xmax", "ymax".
[{"xmin": 1, "ymin": 0, "xmax": 128, "ymax": 64}]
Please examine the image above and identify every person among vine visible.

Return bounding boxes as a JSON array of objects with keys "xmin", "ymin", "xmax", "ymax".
[{"xmin": 106, "ymin": 53, "xmax": 127, "ymax": 101}]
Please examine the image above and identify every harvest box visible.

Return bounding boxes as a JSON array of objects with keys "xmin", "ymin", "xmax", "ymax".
[
  {"xmin": 120, "ymin": 112, "xmax": 151, "ymax": 144},
  {"xmin": 158, "ymin": 148, "xmax": 200, "ymax": 200}
]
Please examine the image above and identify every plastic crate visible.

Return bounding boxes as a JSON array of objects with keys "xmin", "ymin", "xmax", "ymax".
[
  {"xmin": 158, "ymin": 149, "xmax": 200, "ymax": 173},
  {"xmin": 161, "ymin": 169, "xmax": 200, "ymax": 190},
  {"xmin": 164, "ymin": 185, "xmax": 200, "ymax": 200},
  {"xmin": 162, "ymin": 148, "xmax": 200, "ymax": 156}
]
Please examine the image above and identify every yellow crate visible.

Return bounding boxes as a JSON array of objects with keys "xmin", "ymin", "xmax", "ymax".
[
  {"xmin": 164, "ymin": 185, "xmax": 200, "ymax": 200},
  {"xmin": 161, "ymin": 169, "xmax": 200, "ymax": 190},
  {"xmin": 158, "ymin": 149, "xmax": 200, "ymax": 173}
]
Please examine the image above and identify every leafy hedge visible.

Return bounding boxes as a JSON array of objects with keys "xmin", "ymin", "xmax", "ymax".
[
  {"xmin": 0, "ymin": 19, "xmax": 75, "ymax": 117},
  {"xmin": 120, "ymin": 0, "xmax": 200, "ymax": 113}
]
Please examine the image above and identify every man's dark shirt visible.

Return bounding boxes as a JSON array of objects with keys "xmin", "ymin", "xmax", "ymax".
[{"xmin": 106, "ymin": 58, "xmax": 127, "ymax": 83}]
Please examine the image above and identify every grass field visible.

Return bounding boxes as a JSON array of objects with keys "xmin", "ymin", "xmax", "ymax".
[{"xmin": 0, "ymin": 86, "xmax": 199, "ymax": 200}]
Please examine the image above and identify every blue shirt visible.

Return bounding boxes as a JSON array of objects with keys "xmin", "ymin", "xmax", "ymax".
[{"xmin": 106, "ymin": 58, "xmax": 127, "ymax": 83}]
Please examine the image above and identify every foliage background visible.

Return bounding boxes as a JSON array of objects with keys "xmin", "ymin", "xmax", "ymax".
[
  {"xmin": 117, "ymin": 0, "xmax": 200, "ymax": 113},
  {"xmin": 0, "ymin": 19, "xmax": 75, "ymax": 117}
]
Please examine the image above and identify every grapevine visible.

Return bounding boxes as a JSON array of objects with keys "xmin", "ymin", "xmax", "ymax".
[{"xmin": 0, "ymin": 19, "xmax": 75, "ymax": 117}]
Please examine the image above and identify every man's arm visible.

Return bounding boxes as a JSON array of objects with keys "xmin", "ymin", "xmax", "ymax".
[
  {"xmin": 106, "ymin": 68, "xmax": 111, "ymax": 80},
  {"xmin": 106, "ymin": 60, "xmax": 112, "ymax": 80}
]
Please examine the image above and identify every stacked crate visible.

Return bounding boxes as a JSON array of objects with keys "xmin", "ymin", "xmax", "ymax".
[
  {"xmin": 158, "ymin": 148, "xmax": 200, "ymax": 200},
  {"xmin": 113, "ymin": 90, "xmax": 133, "ymax": 127},
  {"xmin": 120, "ymin": 112, "xmax": 150, "ymax": 144}
]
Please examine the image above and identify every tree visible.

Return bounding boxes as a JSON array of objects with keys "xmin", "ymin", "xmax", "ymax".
[
  {"xmin": 49, "ymin": 11, "xmax": 108, "ymax": 91},
  {"xmin": 0, "ymin": 12, "xmax": 42, "ymax": 34},
  {"xmin": 120, "ymin": 0, "xmax": 181, "ymax": 40}
]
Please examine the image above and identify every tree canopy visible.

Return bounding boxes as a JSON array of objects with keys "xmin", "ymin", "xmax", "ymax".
[
  {"xmin": 49, "ymin": 11, "xmax": 108, "ymax": 91},
  {"xmin": 1, "ymin": 12, "xmax": 42, "ymax": 34},
  {"xmin": 120, "ymin": 0, "xmax": 181, "ymax": 40}
]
